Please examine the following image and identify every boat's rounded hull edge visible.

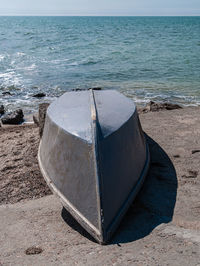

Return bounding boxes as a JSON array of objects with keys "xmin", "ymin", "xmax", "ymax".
[{"xmin": 38, "ymin": 143, "xmax": 102, "ymax": 243}]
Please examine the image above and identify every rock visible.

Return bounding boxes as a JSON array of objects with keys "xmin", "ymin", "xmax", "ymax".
[
  {"xmin": 72, "ymin": 88, "xmax": 82, "ymax": 91},
  {"xmin": 0, "ymin": 105, "xmax": 5, "ymax": 116},
  {"xmin": 1, "ymin": 109, "xmax": 24, "ymax": 125},
  {"xmin": 138, "ymin": 105, "xmax": 150, "ymax": 114},
  {"xmin": 2, "ymin": 91, "xmax": 12, "ymax": 96},
  {"xmin": 88, "ymin": 87, "xmax": 102, "ymax": 91},
  {"xmin": 39, "ymin": 103, "xmax": 50, "ymax": 138},
  {"xmin": 138, "ymin": 101, "xmax": 182, "ymax": 113},
  {"xmin": 162, "ymin": 103, "xmax": 182, "ymax": 111},
  {"xmin": 32, "ymin": 93, "xmax": 46, "ymax": 98},
  {"xmin": 149, "ymin": 101, "xmax": 182, "ymax": 112},
  {"xmin": 149, "ymin": 101, "xmax": 162, "ymax": 112}
]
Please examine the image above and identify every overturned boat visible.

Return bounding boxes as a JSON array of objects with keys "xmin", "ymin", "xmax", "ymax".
[{"xmin": 38, "ymin": 89, "xmax": 150, "ymax": 244}]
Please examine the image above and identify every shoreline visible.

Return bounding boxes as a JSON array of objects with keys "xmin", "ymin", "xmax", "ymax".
[
  {"xmin": 2, "ymin": 99, "xmax": 198, "ymax": 125},
  {"xmin": 1, "ymin": 89, "xmax": 200, "ymax": 122}
]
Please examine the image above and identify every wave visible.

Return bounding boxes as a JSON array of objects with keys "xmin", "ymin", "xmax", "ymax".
[
  {"xmin": 0, "ymin": 85, "xmax": 21, "ymax": 91},
  {"xmin": 16, "ymin": 52, "xmax": 26, "ymax": 57},
  {"xmin": 67, "ymin": 62, "xmax": 79, "ymax": 66},
  {"xmin": 124, "ymin": 90, "xmax": 200, "ymax": 107},
  {"xmin": 78, "ymin": 57, "xmax": 102, "ymax": 66},
  {"xmin": 0, "ymin": 71, "xmax": 23, "ymax": 89},
  {"xmin": 14, "ymin": 64, "xmax": 37, "ymax": 71},
  {"xmin": 46, "ymin": 59, "xmax": 79, "ymax": 66},
  {"xmin": 50, "ymin": 58, "xmax": 70, "ymax": 64},
  {"xmin": 24, "ymin": 32, "xmax": 34, "ymax": 36},
  {"xmin": 24, "ymin": 64, "xmax": 37, "ymax": 71},
  {"xmin": 0, "ymin": 55, "xmax": 5, "ymax": 62}
]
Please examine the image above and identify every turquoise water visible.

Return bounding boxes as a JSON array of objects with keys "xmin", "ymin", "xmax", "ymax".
[{"xmin": 0, "ymin": 16, "xmax": 200, "ymax": 114}]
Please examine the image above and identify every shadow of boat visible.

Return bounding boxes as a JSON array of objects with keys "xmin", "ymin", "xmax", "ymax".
[{"xmin": 61, "ymin": 134, "xmax": 177, "ymax": 244}]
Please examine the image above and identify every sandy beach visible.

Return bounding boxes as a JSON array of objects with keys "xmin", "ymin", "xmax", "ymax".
[{"xmin": 0, "ymin": 106, "xmax": 200, "ymax": 265}]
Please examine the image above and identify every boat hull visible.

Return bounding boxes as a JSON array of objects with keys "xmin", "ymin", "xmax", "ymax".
[{"xmin": 38, "ymin": 90, "xmax": 150, "ymax": 243}]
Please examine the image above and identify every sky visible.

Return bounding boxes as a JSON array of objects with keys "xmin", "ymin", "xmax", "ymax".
[{"xmin": 0, "ymin": 0, "xmax": 200, "ymax": 16}]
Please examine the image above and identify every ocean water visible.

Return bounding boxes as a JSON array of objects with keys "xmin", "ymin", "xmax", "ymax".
[{"xmin": 0, "ymin": 16, "xmax": 200, "ymax": 114}]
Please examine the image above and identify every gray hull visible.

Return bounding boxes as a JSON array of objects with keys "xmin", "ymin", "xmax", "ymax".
[{"xmin": 38, "ymin": 90, "xmax": 150, "ymax": 243}]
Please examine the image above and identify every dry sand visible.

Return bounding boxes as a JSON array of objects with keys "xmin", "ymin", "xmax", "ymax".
[
  {"xmin": 0, "ymin": 107, "xmax": 200, "ymax": 265},
  {"xmin": 0, "ymin": 124, "xmax": 51, "ymax": 204}
]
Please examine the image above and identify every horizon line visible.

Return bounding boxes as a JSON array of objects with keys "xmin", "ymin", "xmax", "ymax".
[{"xmin": 0, "ymin": 14, "xmax": 199, "ymax": 17}]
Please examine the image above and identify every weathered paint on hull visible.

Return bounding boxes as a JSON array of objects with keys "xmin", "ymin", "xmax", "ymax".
[{"xmin": 38, "ymin": 90, "xmax": 150, "ymax": 244}]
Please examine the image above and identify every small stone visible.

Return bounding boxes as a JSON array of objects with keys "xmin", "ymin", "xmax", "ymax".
[
  {"xmin": 32, "ymin": 93, "xmax": 46, "ymax": 98},
  {"xmin": 182, "ymin": 170, "xmax": 198, "ymax": 179},
  {"xmin": 188, "ymin": 170, "xmax": 198, "ymax": 178},
  {"xmin": 173, "ymin": 154, "xmax": 180, "ymax": 158},
  {"xmin": 25, "ymin": 246, "xmax": 43, "ymax": 255},
  {"xmin": 192, "ymin": 149, "xmax": 200, "ymax": 154}
]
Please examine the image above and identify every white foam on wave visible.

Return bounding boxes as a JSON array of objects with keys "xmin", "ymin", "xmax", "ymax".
[
  {"xmin": 16, "ymin": 52, "xmax": 26, "ymax": 57},
  {"xmin": 0, "ymin": 72, "xmax": 14, "ymax": 79},
  {"xmin": 0, "ymin": 71, "xmax": 23, "ymax": 88},
  {"xmin": 50, "ymin": 58, "xmax": 78, "ymax": 66},
  {"xmin": 14, "ymin": 98, "xmax": 33, "ymax": 104},
  {"xmin": 128, "ymin": 94, "xmax": 200, "ymax": 107},
  {"xmin": 11, "ymin": 60, "xmax": 16, "ymax": 66},
  {"xmin": 67, "ymin": 62, "xmax": 78, "ymax": 66},
  {"xmin": 50, "ymin": 58, "xmax": 70, "ymax": 64},
  {"xmin": 17, "ymin": 64, "xmax": 37, "ymax": 71},
  {"xmin": 121, "ymin": 86, "xmax": 200, "ymax": 107}
]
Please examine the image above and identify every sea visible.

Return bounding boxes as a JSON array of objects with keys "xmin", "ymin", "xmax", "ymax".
[{"xmin": 0, "ymin": 16, "xmax": 200, "ymax": 115}]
